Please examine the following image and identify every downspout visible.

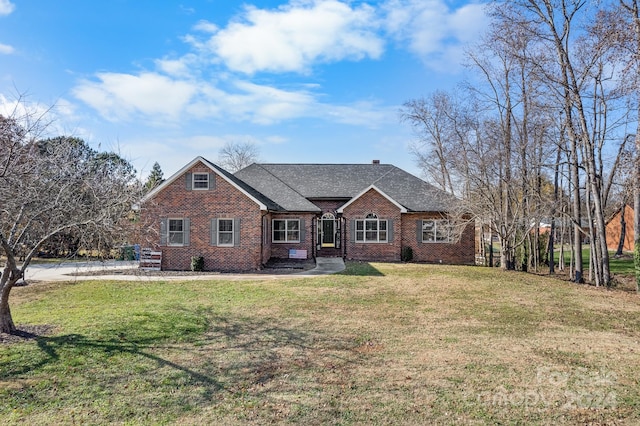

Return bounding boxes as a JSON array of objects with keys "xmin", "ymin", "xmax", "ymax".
[
  {"xmin": 261, "ymin": 210, "xmax": 269, "ymax": 267},
  {"xmin": 341, "ymin": 216, "xmax": 345, "ymax": 259},
  {"xmin": 312, "ymin": 216, "xmax": 316, "ymax": 260}
]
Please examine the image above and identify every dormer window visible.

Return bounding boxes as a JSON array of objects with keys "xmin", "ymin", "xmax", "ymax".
[{"xmin": 192, "ymin": 173, "xmax": 209, "ymax": 190}]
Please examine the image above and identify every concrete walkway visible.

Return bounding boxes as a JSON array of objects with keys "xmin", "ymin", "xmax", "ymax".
[
  {"xmin": 23, "ymin": 257, "xmax": 345, "ymax": 282},
  {"xmin": 296, "ymin": 257, "xmax": 345, "ymax": 275},
  {"xmin": 24, "ymin": 260, "xmax": 141, "ymax": 282}
]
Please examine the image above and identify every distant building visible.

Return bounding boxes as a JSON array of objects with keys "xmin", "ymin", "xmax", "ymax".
[{"xmin": 606, "ymin": 205, "xmax": 635, "ymax": 252}]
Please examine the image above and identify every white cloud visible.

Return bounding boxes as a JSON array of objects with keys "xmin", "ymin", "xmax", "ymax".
[
  {"xmin": 227, "ymin": 80, "xmax": 316, "ymax": 124},
  {"xmin": 0, "ymin": 42, "xmax": 14, "ymax": 54},
  {"xmin": 72, "ymin": 68, "xmax": 394, "ymax": 129},
  {"xmin": 71, "ymin": 1, "xmax": 489, "ymax": 130},
  {"xmin": 195, "ymin": 0, "xmax": 383, "ymax": 74},
  {"xmin": 73, "ymin": 72, "xmax": 198, "ymax": 122},
  {"xmin": 193, "ymin": 19, "xmax": 218, "ymax": 33},
  {"xmin": 0, "ymin": 0, "xmax": 14, "ymax": 16},
  {"xmin": 319, "ymin": 101, "xmax": 395, "ymax": 127},
  {"xmin": 265, "ymin": 135, "xmax": 288, "ymax": 145},
  {"xmin": 0, "ymin": 93, "xmax": 84, "ymax": 139},
  {"xmin": 449, "ymin": 3, "xmax": 488, "ymax": 43},
  {"xmin": 179, "ymin": 5, "xmax": 196, "ymax": 15},
  {"xmin": 382, "ymin": 0, "xmax": 489, "ymax": 69},
  {"xmin": 155, "ymin": 54, "xmax": 198, "ymax": 78}
]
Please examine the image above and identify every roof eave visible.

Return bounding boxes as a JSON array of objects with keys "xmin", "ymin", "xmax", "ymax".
[
  {"xmin": 337, "ymin": 185, "xmax": 408, "ymax": 214},
  {"xmin": 141, "ymin": 156, "xmax": 268, "ymax": 211}
]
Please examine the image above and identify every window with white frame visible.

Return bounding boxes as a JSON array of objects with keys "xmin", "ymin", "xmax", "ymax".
[
  {"xmin": 355, "ymin": 213, "xmax": 387, "ymax": 243},
  {"xmin": 273, "ymin": 219, "xmax": 300, "ymax": 242},
  {"xmin": 217, "ymin": 218, "xmax": 234, "ymax": 246},
  {"xmin": 168, "ymin": 219, "xmax": 185, "ymax": 246},
  {"xmin": 422, "ymin": 219, "xmax": 452, "ymax": 242},
  {"xmin": 192, "ymin": 173, "xmax": 209, "ymax": 190}
]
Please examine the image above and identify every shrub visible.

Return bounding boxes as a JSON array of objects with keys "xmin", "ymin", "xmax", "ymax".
[
  {"xmin": 191, "ymin": 256, "xmax": 204, "ymax": 272},
  {"xmin": 401, "ymin": 246, "xmax": 413, "ymax": 262}
]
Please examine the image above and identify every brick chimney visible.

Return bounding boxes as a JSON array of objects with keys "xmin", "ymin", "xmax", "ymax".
[{"xmin": 372, "ymin": 160, "xmax": 380, "ymax": 165}]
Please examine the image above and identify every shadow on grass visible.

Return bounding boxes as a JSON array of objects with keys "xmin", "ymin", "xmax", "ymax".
[
  {"xmin": 1, "ymin": 327, "xmax": 226, "ymax": 390},
  {"xmin": 338, "ymin": 261, "xmax": 385, "ymax": 277},
  {"xmin": 1, "ymin": 313, "xmax": 363, "ymax": 422}
]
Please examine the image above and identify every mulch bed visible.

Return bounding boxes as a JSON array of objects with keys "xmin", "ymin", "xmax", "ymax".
[{"xmin": 68, "ymin": 258, "xmax": 316, "ymax": 277}]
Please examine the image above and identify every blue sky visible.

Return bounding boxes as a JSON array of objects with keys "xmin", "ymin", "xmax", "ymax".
[{"xmin": 0, "ymin": 0, "xmax": 489, "ymax": 178}]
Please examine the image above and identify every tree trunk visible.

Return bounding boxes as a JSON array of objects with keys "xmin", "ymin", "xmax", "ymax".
[
  {"xmin": 489, "ymin": 228, "xmax": 495, "ymax": 267},
  {"xmin": 0, "ymin": 277, "xmax": 16, "ymax": 334},
  {"xmin": 559, "ymin": 221, "xmax": 565, "ymax": 271},
  {"xmin": 620, "ymin": 0, "xmax": 640, "ymax": 294},
  {"xmin": 549, "ymin": 143, "xmax": 563, "ymax": 274},
  {"xmin": 635, "ymin": 188, "xmax": 640, "ymax": 292},
  {"xmin": 633, "ymin": 112, "xmax": 640, "ymax": 293},
  {"xmin": 616, "ymin": 205, "xmax": 627, "ymax": 256},
  {"xmin": 571, "ymin": 154, "xmax": 584, "ymax": 283}
]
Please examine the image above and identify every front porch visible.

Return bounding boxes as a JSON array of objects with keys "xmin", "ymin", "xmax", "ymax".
[
  {"xmin": 316, "ymin": 246, "xmax": 343, "ymax": 257},
  {"xmin": 315, "ymin": 213, "xmax": 344, "ymax": 258}
]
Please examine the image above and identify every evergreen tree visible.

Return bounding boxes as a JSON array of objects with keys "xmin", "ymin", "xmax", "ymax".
[{"xmin": 145, "ymin": 162, "xmax": 164, "ymax": 191}]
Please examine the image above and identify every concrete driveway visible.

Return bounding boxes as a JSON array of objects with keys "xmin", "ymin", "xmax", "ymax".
[{"xmin": 23, "ymin": 257, "xmax": 345, "ymax": 282}]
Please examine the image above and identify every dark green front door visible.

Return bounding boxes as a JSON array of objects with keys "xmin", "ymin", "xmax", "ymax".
[{"xmin": 322, "ymin": 219, "xmax": 334, "ymax": 247}]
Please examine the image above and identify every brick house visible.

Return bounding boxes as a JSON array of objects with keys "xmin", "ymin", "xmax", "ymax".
[
  {"xmin": 606, "ymin": 205, "xmax": 635, "ymax": 252},
  {"xmin": 140, "ymin": 157, "xmax": 475, "ymax": 271}
]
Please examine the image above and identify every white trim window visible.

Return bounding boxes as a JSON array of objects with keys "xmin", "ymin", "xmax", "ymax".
[
  {"xmin": 217, "ymin": 218, "xmax": 234, "ymax": 246},
  {"xmin": 168, "ymin": 218, "xmax": 185, "ymax": 246},
  {"xmin": 422, "ymin": 219, "xmax": 452, "ymax": 242},
  {"xmin": 273, "ymin": 219, "xmax": 300, "ymax": 243},
  {"xmin": 355, "ymin": 213, "xmax": 387, "ymax": 243},
  {"xmin": 192, "ymin": 173, "xmax": 209, "ymax": 190}
]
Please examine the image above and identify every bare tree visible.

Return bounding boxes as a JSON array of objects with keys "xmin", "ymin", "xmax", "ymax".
[
  {"xmin": 401, "ymin": 92, "xmax": 464, "ymax": 194},
  {"xmin": 614, "ymin": 0, "xmax": 640, "ymax": 291},
  {"xmin": 405, "ymin": 0, "xmax": 633, "ymax": 285},
  {"xmin": 218, "ymin": 141, "xmax": 261, "ymax": 173},
  {"xmin": 0, "ymin": 106, "xmax": 142, "ymax": 334}
]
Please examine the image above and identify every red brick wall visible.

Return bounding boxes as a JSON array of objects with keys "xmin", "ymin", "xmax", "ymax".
[
  {"xmin": 606, "ymin": 205, "xmax": 635, "ymax": 252},
  {"xmin": 269, "ymin": 213, "xmax": 316, "ymax": 259},
  {"xmin": 140, "ymin": 163, "xmax": 264, "ymax": 271},
  {"xmin": 311, "ymin": 200, "xmax": 347, "ymax": 213},
  {"xmin": 342, "ymin": 189, "xmax": 402, "ymax": 261},
  {"xmin": 402, "ymin": 213, "xmax": 475, "ymax": 265}
]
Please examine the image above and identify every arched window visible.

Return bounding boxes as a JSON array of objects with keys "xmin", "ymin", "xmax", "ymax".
[
  {"xmin": 322, "ymin": 212, "xmax": 335, "ymax": 220},
  {"xmin": 355, "ymin": 213, "xmax": 388, "ymax": 242}
]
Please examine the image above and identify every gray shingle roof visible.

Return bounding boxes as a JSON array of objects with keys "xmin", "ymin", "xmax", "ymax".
[
  {"xmin": 234, "ymin": 163, "xmax": 457, "ymax": 213},
  {"xmin": 231, "ymin": 163, "xmax": 320, "ymax": 212},
  {"xmin": 199, "ymin": 158, "xmax": 284, "ymax": 211}
]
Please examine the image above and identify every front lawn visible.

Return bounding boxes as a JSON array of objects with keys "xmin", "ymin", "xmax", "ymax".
[
  {"xmin": 553, "ymin": 246, "xmax": 636, "ymax": 275},
  {"xmin": 1, "ymin": 263, "xmax": 639, "ymax": 424}
]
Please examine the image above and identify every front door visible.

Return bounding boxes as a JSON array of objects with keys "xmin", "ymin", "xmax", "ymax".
[
  {"xmin": 322, "ymin": 218, "xmax": 335, "ymax": 247},
  {"xmin": 319, "ymin": 213, "xmax": 337, "ymax": 248}
]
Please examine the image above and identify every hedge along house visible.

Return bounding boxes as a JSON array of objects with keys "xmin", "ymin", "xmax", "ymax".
[{"xmin": 140, "ymin": 157, "xmax": 475, "ymax": 271}]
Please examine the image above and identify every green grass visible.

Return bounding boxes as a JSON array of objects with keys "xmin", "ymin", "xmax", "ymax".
[
  {"xmin": 554, "ymin": 246, "xmax": 636, "ymax": 275},
  {"xmin": 1, "ymin": 263, "xmax": 640, "ymax": 425}
]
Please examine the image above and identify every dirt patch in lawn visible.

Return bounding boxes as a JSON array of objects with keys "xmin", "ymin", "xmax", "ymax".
[{"xmin": 0, "ymin": 324, "xmax": 57, "ymax": 344}]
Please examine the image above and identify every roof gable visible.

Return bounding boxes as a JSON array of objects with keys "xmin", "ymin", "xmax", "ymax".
[
  {"xmin": 337, "ymin": 185, "xmax": 407, "ymax": 213},
  {"xmin": 142, "ymin": 156, "xmax": 272, "ymax": 210}
]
